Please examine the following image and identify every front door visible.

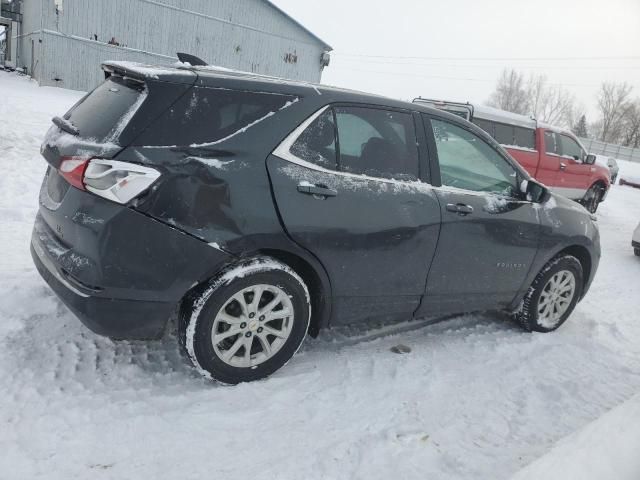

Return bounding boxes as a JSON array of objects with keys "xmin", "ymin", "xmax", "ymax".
[
  {"xmin": 555, "ymin": 133, "xmax": 591, "ymax": 199},
  {"xmin": 537, "ymin": 130, "xmax": 561, "ymax": 188},
  {"xmin": 417, "ymin": 115, "xmax": 540, "ymax": 316},
  {"xmin": 268, "ymin": 105, "xmax": 441, "ymax": 324}
]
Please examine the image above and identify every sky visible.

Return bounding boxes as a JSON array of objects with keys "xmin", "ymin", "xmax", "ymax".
[{"xmin": 271, "ymin": 0, "xmax": 640, "ymax": 119}]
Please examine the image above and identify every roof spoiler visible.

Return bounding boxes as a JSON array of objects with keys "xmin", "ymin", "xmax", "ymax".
[
  {"xmin": 177, "ymin": 52, "xmax": 208, "ymax": 66},
  {"xmin": 102, "ymin": 63, "xmax": 146, "ymax": 83}
]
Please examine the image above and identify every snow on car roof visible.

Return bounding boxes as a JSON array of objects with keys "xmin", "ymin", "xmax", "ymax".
[{"xmin": 472, "ymin": 104, "xmax": 537, "ymax": 129}]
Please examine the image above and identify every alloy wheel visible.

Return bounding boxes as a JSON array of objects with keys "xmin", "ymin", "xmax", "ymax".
[
  {"xmin": 537, "ymin": 270, "xmax": 576, "ymax": 329},
  {"xmin": 211, "ymin": 284, "xmax": 294, "ymax": 368}
]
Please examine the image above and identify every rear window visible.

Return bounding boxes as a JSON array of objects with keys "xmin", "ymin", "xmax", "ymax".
[
  {"xmin": 134, "ymin": 87, "xmax": 296, "ymax": 146},
  {"xmin": 64, "ymin": 77, "xmax": 145, "ymax": 142},
  {"xmin": 514, "ymin": 127, "xmax": 536, "ymax": 150}
]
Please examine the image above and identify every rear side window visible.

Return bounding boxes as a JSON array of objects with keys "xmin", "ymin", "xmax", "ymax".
[
  {"xmin": 334, "ymin": 107, "xmax": 419, "ymax": 180},
  {"xmin": 290, "ymin": 109, "xmax": 337, "ymax": 169},
  {"xmin": 472, "ymin": 118, "xmax": 494, "ymax": 137},
  {"xmin": 65, "ymin": 77, "xmax": 145, "ymax": 142},
  {"xmin": 514, "ymin": 127, "xmax": 536, "ymax": 149},
  {"xmin": 494, "ymin": 122, "xmax": 514, "ymax": 145},
  {"xmin": 137, "ymin": 87, "xmax": 295, "ymax": 146},
  {"xmin": 544, "ymin": 131, "xmax": 559, "ymax": 155}
]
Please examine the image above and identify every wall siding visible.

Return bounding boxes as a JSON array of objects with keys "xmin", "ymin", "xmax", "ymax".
[{"xmin": 19, "ymin": 0, "xmax": 329, "ymax": 91}]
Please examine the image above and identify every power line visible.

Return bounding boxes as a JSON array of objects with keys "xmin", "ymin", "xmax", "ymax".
[
  {"xmin": 337, "ymin": 67, "xmax": 605, "ymax": 88},
  {"xmin": 331, "ymin": 57, "xmax": 640, "ymax": 70},
  {"xmin": 333, "ymin": 52, "xmax": 640, "ymax": 62}
]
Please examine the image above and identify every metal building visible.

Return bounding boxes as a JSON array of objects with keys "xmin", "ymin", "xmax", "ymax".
[{"xmin": 5, "ymin": 0, "xmax": 331, "ymax": 91}]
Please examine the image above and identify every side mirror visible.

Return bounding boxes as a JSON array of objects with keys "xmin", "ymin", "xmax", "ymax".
[
  {"xmin": 521, "ymin": 179, "xmax": 550, "ymax": 203},
  {"xmin": 585, "ymin": 154, "xmax": 596, "ymax": 165}
]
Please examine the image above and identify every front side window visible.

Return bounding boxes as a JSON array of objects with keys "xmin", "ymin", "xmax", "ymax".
[
  {"xmin": 544, "ymin": 131, "xmax": 559, "ymax": 155},
  {"xmin": 560, "ymin": 134, "xmax": 585, "ymax": 161},
  {"xmin": 334, "ymin": 107, "xmax": 419, "ymax": 180},
  {"xmin": 290, "ymin": 109, "xmax": 337, "ymax": 169},
  {"xmin": 430, "ymin": 118, "xmax": 518, "ymax": 196}
]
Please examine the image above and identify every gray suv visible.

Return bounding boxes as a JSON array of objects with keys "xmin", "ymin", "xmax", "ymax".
[{"xmin": 32, "ymin": 61, "xmax": 600, "ymax": 383}]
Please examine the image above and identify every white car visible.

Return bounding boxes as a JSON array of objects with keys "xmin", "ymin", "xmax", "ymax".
[
  {"xmin": 634, "ymin": 222, "xmax": 640, "ymax": 256},
  {"xmin": 595, "ymin": 155, "xmax": 620, "ymax": 184}
]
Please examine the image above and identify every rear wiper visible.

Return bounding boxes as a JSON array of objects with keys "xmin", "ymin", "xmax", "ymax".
[{"xmin": 52, "ymin": 116, "xmax": 79, "ymax": 136}]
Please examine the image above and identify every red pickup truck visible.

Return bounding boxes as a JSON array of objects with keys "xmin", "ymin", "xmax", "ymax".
[{"xmin": 413, "ymin": 99, "xmax": 611, "ymax": 213}]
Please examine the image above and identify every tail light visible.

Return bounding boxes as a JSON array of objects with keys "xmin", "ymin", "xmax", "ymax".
[
  {"xmin": 59, "ymin": 156, "xmax": 89, "ymax": 190},
  {"xmin": 58, "ymin": 157, "xmax": 160, "ymax": 204}
]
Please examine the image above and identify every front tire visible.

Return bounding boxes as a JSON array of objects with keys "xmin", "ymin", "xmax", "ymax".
[
  {"xmin": 179, "ymin": 257, "xmax": 310, "ymax": 384},
  {"xmin": 513, "ymin": 255, "xmax": 583, "ymax": 332},
  {"xmin": 581, "ymin": 184, "xmax": 603, "ymax": 213}
]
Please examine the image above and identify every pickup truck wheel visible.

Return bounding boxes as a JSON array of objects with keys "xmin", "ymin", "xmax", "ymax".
[
  {"xmin": 179, "ymin": 257, "xmax": 311, "ymax": 384},
  {"xmin": 513, "ymin": 255, "xmax": 584, "ymax": 333},
  {"xmin": 635, "ymin": 248, "xmax": 640, "ymax": 257},
  {"xmin": 582, "ymin": 185, "xmax": 603, "ymax": 213}
]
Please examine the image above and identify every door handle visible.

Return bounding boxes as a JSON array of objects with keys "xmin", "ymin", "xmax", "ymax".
[
  {"xmin": 559, "ymin": 162, "xmax": 567, "ymax": 171},
  {"xmin": 297, "ymin": 183, "xmax": 338, "ymax": 197},
  {"xmin": 446, "ymin": 203, "xmax": 474, "ymax": 215}
]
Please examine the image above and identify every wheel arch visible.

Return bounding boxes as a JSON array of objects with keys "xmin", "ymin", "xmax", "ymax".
[
  {"xmin": 555, "ymin": 244, "xmax": 592, "ymax": 295},
  {"xmin": 591, "ymin": 178, "xmax": 608, "ymax": 193},
  {"xmin": 256, "ymin": 248, "xmax": 332, "ymax": 337},
  {"xmin": 179, "ymin": 247, "xmax": 332, "ymax": 338},
  {"xmin": 510, "ymin": 242, "xmax": 594, "ymax": 311}
]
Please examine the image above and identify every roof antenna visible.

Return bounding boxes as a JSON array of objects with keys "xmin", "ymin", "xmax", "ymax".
[{"xmin": 177, "ymin": 52, "xmax": 208, "ymax": 66}]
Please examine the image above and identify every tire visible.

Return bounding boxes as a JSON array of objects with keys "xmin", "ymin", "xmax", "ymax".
[
  {"xmin": 179, "ymin": 256, "xmax": 310, "ymax": 384},
  {"xmin": 581, "ymin": 184, "xmax": 603, "ymax": 213},
  {"xmin": 635, "ymin": 248, "xmax": 640, "ymax": 257},
  {"xmin": 513, "ymin": 255, "xmax": 584, "ymax": 333}
]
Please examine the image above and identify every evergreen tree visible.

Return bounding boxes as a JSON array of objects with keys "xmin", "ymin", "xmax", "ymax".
[{"xmin": 573, "ymin": 115, "xmax": 589, "ymax": 138}]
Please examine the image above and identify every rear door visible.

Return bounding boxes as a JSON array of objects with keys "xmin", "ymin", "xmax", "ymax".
[
  {"xmin": 417, "ymin": 115, "xmax": 540, "ymax": 315},
  {"xmin": 268, "ymin": 105, "xmax": 441, "ymax": 324}
]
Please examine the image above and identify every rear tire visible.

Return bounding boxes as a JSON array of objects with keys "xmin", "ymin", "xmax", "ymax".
[
  {"xmin": 179, "ymin": 257, "xmax": 310, "ymax": 384},
  {"xmin": 513, "ymin": 255, "xmax": 583, "ymax": 333},
  {"xmin": 634, "ymin": 248, "xmax": 640, "ymax": 257}
]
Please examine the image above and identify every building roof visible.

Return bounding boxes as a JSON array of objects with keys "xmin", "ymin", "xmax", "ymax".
[{"xmin": 262, "ymin": 1, "xmax": 332, "ymax": 51}]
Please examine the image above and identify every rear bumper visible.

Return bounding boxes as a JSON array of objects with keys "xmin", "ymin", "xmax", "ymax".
[
  {"xmin": 31, "ymin": 183, "xmax": 233, "ymax": 339},
  {"xmin": 31, "ymin": 240, "xmax": 174, "ymax": 339}
]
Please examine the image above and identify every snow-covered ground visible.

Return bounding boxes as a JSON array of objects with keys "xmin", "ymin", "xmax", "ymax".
[{"xmin": 1, "ymin": 70, "xmax": 640, "ymax": 479}]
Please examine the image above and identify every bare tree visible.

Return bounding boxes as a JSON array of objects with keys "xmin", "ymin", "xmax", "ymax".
[
  {"xmin": 595, "ymin": 82, "xmax": 634, "ymax": 143},
  {"xmin": 621, "ymin": 101, "xmax": 640, "ymax": 148},
  {"xmin": 526, "ymin": 75, "xmax": 576, "ymax": 128},
  {"xmin": 486, "ymin": 70, "xmax": 577, "ymax": 127},
  {"xmin": 486, "ymin": 69, "xmax": 530, "ymax": 115}
]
